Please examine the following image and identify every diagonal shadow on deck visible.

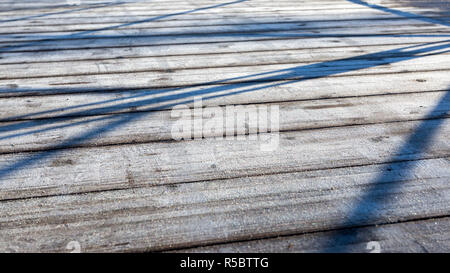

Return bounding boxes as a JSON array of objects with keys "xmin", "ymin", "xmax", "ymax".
[
  {"xmin": 0, "ymin": 1, "xmax": 448, "ymax": 253},
  {"xmin": 2, "ymin": 0, "xmax": 450, "ymax": 54},
  {"xmin": 0, "ymin": 40, "xmax": 449, "ymax": 142},
  {"xmin": 318, "ymin": 0, "xmax": 450, "ymax": 252},
  {"xmin": 348, "ymin": 0, "xmax": 450, "ymax": 27},
  {"xmin": 0, "ymin": 40, "xmax": 448, "ymax": 191},
  {"xmin": 0, "ymin": 0, "xmax": 250, "ymax": 52},
  {"xmin": 0, "ymin": 1, "xmax": 128, "ymax": 24},
  {"xmin": 321, "ymin": 89, "xmax": 450, "ymax": 252}
]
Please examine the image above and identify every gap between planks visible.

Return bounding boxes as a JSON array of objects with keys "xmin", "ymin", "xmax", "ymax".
[
  {"xmin": 0, "ymin": 90, "xmax": 448, "ymax": 153},
  {"xmin": 0, "ymin": 157, "xmax": 448, "ymax": 252},
  {"xmin": 171, "ymin": 216, "xmax": 450, "ymax": 253},
  {"xmin": 0, "ymin": 118, "xmax": 448, "ymax": 200}
]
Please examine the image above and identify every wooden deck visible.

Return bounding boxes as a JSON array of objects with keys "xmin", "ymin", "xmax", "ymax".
[{"xmin": 0, "ymin": 0, "xmax": 449, "ymax": 252}]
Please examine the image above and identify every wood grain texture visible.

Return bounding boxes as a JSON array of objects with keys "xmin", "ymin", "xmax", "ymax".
[
  {"xmin": 177, "ymin": 217, "xmax": 450, "ymax": 253},
  {"xmin": 2, "ymin": 44, "xmax": 450, "ymax": 79},
  {"xmin": 0, "ymin": 0, "xmax": 449, "ymax": 253},
  {"xmin": 1, "ymin": 119, "xmax": 449, "ymax": 201},
  {"xmin": 0, "ymin": 91, "xmax": 448, "ymax": 153},
  {"xmin": 1, "ymin": 55, "xmax": 449, "ymax": 95},
  {"xmin": 4, "ymin": 16, "xmax": 450, "ymax": 35},
  {"xmin": 1, "ymin": 20, "xmax": 446, "ymax": 42},
  {"xmin": 1, "ymin": 37, "xmax": 449, "ymax": 65},
  {"xmin": 0, "ymin": 157, "xmax": 448, "ymax": 252}
]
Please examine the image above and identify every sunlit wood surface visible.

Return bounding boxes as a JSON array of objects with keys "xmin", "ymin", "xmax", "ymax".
[{"xmin": 0, "ymin": 0, "xmax": 448, "ymax": 252}]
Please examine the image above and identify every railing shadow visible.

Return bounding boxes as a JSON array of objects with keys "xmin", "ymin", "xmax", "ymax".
[
  {"xmin": 2, "ymin": 0, "xmax": 450, "ymax": 54},
  {"xmin": 0, "ymin": 0, "xmax": 249, "ymax": 52},
  {"xmin": 318, "ymin": 0, "xmax": 450, "ymax": 252},
  {"xmin": 1, "ymin": 40, "xmax": 449, "ymax": 139},
  {"xmin": 0, "ymin": 1, "xmax": 448, "ymax": 251},
  {"xmin": 0, "ymin": 1, "xmax": 128, "ymax": 24},
  {"xmin": 348, "ymin": 0, "xmax": 450, "ymax": 27},
  {"xmin": 0, "ymin": 39, "xmax": 448, "ymax": 183},
  {"xmin": 321, "ymin": 89, "xmax": 449, "ymax": 252}
]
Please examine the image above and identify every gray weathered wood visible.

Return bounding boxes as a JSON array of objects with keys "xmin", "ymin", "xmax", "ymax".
[
  {"xmin": 1, "ymin": 54, "xmax": 449, "ymax": 94},
  {"xmin": 2, "ymin": 44, "xmax": 450, "ymax": 79},
  {"xmin": 0, "ymin": 91, "xmax": 447, "ymax": 153},
  {"xmin": 0, "ymin": 70, "xmax": 448, "ymax": 119},
  {"xmin": 0, "ymin": 157, "xmax": 448, "ymax": 252},
  {"xmin": 0, "ymin": 119, "xmax": 448, "ymax": 200},
  {"xmin": 2, "ymin": 37, "xmax": 448, "ymax": 65},
  {"xmin": 0, "ymin": 0, "xmax": 448, "ymax": 253},
  {"xmin": 177, "ymin": 218, "xmax": 450, "ymax": 253}
]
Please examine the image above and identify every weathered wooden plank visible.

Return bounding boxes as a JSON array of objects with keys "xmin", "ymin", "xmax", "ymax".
[
  {"xmin": 4, "ymin": 15, "xmax": 450, "ymax": 34},
  {"xmin": 0, "ymin": 69, "xmax": 447, "ymax": 104},
  {"xmin": 2, "ymin": 44, "xmax": 450, "ymax": 79},
  {"xmin": 6, "ymin": 9, "xmax": 440, "ymax": 24},
  {"xmin": 0, "ymin": 0, "xmax": 432, "ymax": 9},
  {"xmin": 3, "ymin": 37, "xmax": 449, "ymax": 65},
  {"xmin": 0, "ymin": 91, "xmax": 448, "ymax": 153},
  {"xmin": 1, "ymin": 0, "xmax": 445, "ymax": 22},
  {"xmin": 0, "ymin": 6, "xmax": 395, "ymax": 21},
  {"xmin": 0, "ymin": 118, "xmax": 448, "ymax": 200},
  {"xmin": 0, "ymin": 0, "xmax": 369, "ymax": 12},
  {"xmin": 177, "ymin": 217, "xmax": 450, "ymax": 253},
  {"xmin": 0, "ymin": 0, "xmax": 448, "ymax": 254},
  {"xmin": 2, "ymin": 11, "xmax": 446, "ymax": 29},
  {"xmin": 4, "ymin": 15, "xmax": 448, "ymax": 35},
  {"xmin": 1, "ymin": 53, "xmax": 448, "ymax": 93},
  {"xmin": 2, "ymin": 28, "xmax": 448, "ymax": 54},
  {"xmin": 0, "ymin": 157, "xmax": 448, "ymax": 252},
  {"xmin": 0, "ymin": 3, "xmax": 441, "ymax": 19},
  {"xmin": 1, "ymin": 24, "xmax": 447, "ymax": 44}
]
